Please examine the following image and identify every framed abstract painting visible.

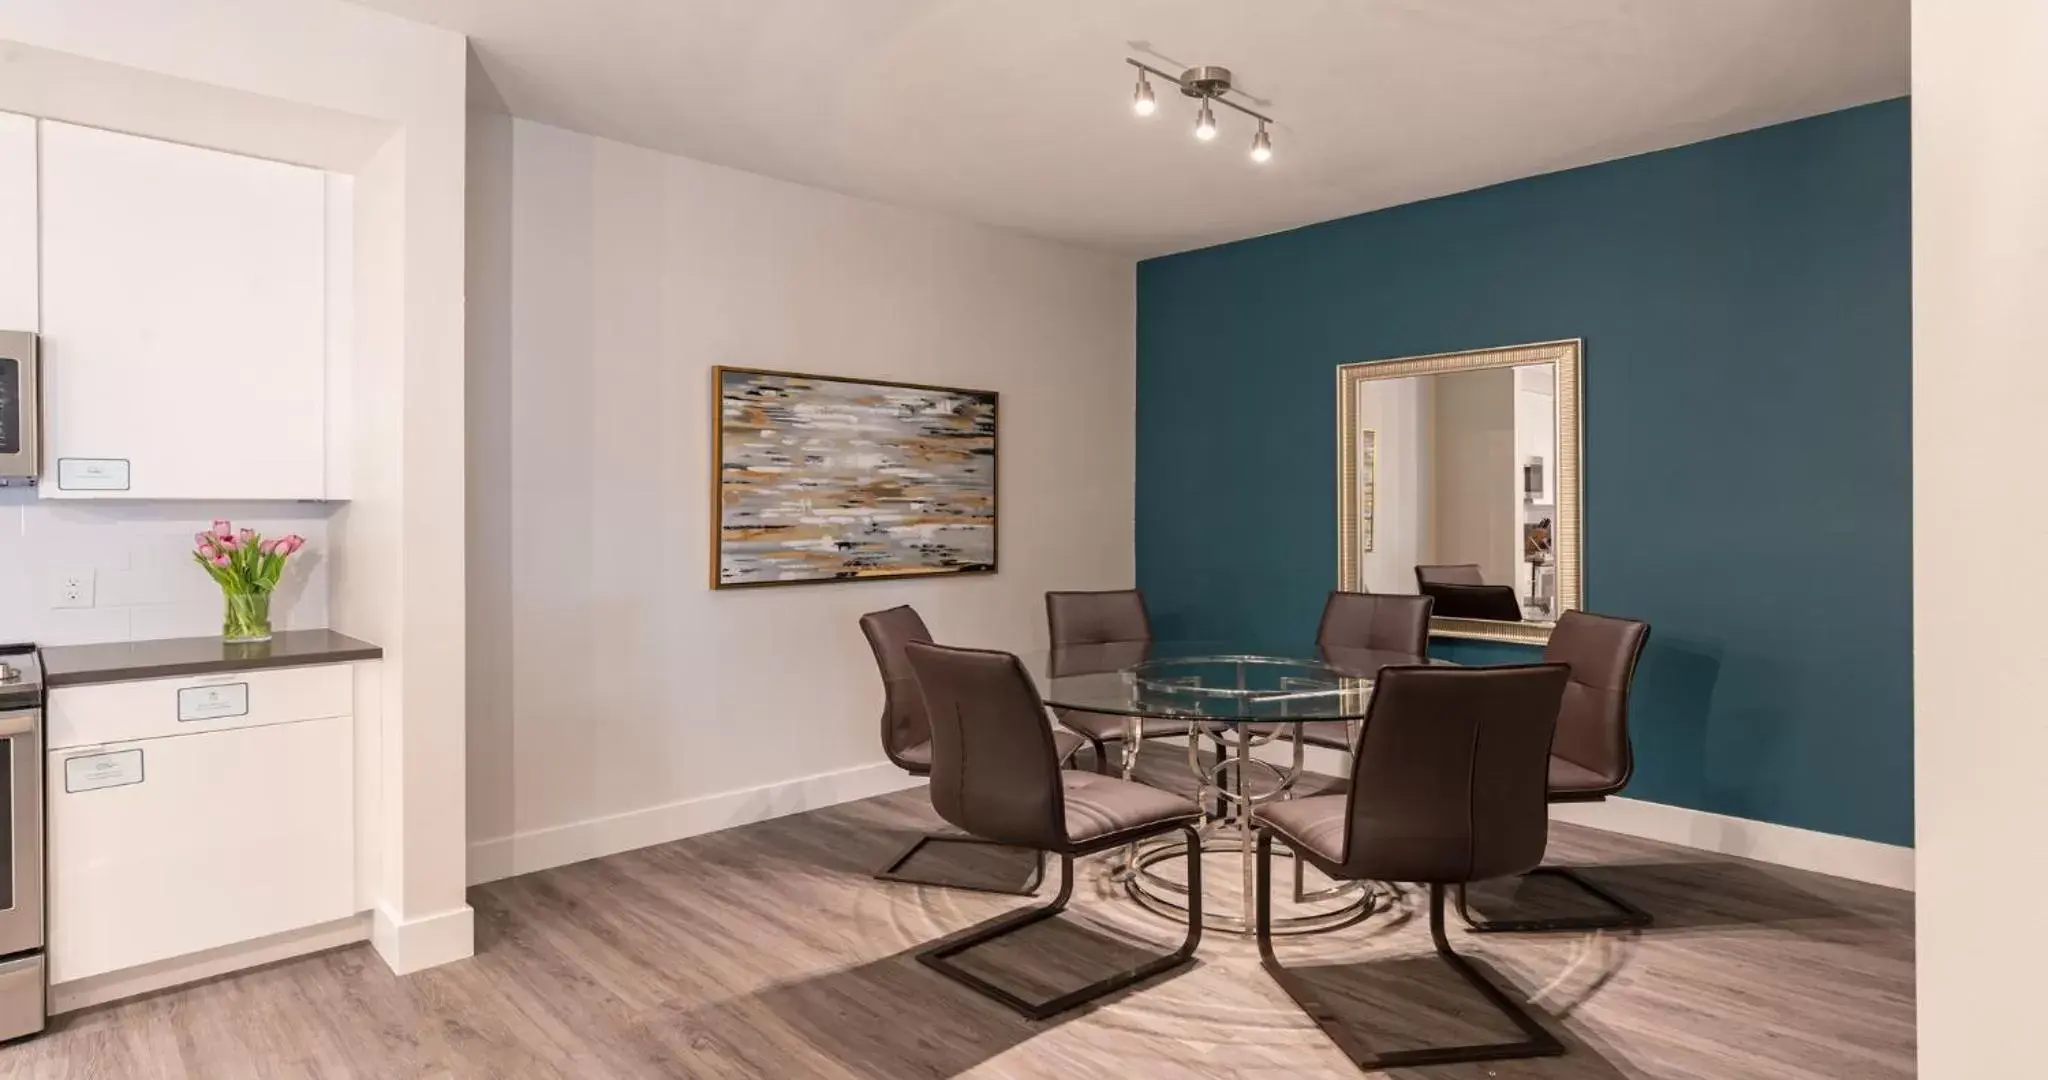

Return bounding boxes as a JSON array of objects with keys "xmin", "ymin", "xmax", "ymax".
[{"xmin": 712, "ymin": 367, "xmax": 999, "ymax": 588}]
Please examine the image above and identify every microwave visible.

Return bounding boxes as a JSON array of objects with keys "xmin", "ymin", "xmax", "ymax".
[{"xmin": 0, "ymin": 331, "xmax": 35, "ymax": 481}]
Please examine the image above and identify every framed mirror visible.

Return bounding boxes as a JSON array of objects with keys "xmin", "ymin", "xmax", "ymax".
[{"xmin": 1336, "ymin": 339, "xmax": 1582, "ymax": 644}]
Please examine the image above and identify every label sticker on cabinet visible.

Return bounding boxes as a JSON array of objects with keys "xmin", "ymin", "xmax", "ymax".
[
  {"xmin": 64, "ymin": 749, "xmax": 145, "ymax": 793},
  {"xmin": 56, "ymin": 458, "xmax": 131, "ymax": 491},
  {"xmin": 177, "ymin": 682, "xmax": 249, "ymax": 721}
]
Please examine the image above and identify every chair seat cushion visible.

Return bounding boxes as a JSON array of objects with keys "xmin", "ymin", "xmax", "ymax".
[
  {"xmin": 1549, "ymin": 755, "xmax": 1620, "ymax": 798},
  {"xmin": 1052, "ymin": 730, "xmax": 1086, "ymax": 765},
  {"xmin": 1060, "ymin": 771, "xmax": 1200, "ymax": 847},
  {"xmin": 905, "ymin": 733, "xmax": 1084, "ymax": 772},
  {"xmin": 1283, "ymin": 721, "xmax": 1354, "ymax": 751},
  {"xmin": 1056, "ymin": 709, "xmax": 1196, "ymax": 742},
  {"xmin": 898, "ymin": 741, "xmax": 931, "ymax": 770},
  {"xmin": 1258, "ymin": 795, "xmax": 1349, "ymax": 870}
]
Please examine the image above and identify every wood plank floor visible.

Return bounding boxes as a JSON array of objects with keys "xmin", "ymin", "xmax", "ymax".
[{"xmin": 2, "ymin": 746, "xmax": 1914, "ymax": 1079}]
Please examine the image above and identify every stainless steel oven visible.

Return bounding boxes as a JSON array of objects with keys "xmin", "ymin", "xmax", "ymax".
[
  {"xmin": 0, "ymin": 331, "xmax": 39, "ymax": 482},
  {"xmin": 0, "ymin": 645, "xmax": 44, "ymax": 1042}
]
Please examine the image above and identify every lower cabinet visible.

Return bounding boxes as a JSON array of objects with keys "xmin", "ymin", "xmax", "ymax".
[{"xmin": 46, "ymin": 709, "xmax": 354, "ymax": 984}]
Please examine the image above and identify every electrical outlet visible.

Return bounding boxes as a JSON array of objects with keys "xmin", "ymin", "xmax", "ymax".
[{"xmin": 49, "ymin": 569, "xmax": 95, "ymax": 609}]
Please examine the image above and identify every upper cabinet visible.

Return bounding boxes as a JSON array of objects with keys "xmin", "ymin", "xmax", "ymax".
[
  {"xmin": 0, "ymin": 113, "xmax": 35, "ymax": 333},
  {"xmin": 34, "ymin": 121, "xmax": 351, "ymax": 500}
]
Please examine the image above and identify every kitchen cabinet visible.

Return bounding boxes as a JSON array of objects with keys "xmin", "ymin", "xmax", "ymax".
[
  {"xmin": 44, "ymin": 663, "xmax": 357, "ymax": 984},
  {"xmin": 0, "ymin": 112, "xmax": 33, "ymax": 332},
  {"xmin": 36, "ymin": 121, "xmax": 350, "ymax": 500}
]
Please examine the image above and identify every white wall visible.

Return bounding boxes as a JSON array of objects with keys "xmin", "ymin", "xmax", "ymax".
[
  {"xmin": 1353, "ymin": 376, "xmax": 1432, "ymax": 593},
  {"xmin": 465, "ymin": 116, "xmax": 1135, "ymax": 881},
  {"xmin": 0, "ymin": 0, "xmax": 474, "ymax": 974},
  {"xmin": 1913, "ymin": 1, "xmax": 2048, "ymax": 1075}
]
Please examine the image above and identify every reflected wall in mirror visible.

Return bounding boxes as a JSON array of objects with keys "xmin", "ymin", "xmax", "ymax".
[{"xmin": 1336, "ymin": 340, "xmax": 1581, "ymax": 644}]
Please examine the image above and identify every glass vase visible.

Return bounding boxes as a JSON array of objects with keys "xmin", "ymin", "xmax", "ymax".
[{"xmin": 222, "ymin": 591, "xmax": 273, "ymax": 643}]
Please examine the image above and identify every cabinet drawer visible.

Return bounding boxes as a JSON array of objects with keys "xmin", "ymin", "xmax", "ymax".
[
  {"xmin": 47, "ymin": 663, "xmax": 353, "ymax": 750},
  {"xmin": 47, "ymin": 715, "xmax": 355, "ymax": 983}
]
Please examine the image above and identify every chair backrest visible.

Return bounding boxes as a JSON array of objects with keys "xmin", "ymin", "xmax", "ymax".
[
  {"xmin": 1317, "ymin": 591, "xmax": 1433, "ymax": 659},
  {"xmin": 903, "ymin": 641, "xmax": 1067, "ymax": 850},
  {"xmin": 1341, "ymin": 664, "xmax": 1570, "ymax": 883},
  {"xmin": 858, "ymin": 605, "xmax": 936, "ymax": 772},
  {"xmin": 1416, "ymin": 563, "xmax": 1485, "ymax": 587},
  {"xmin": 1046, "ymin": 589, "xmax": 1152, "ymax": 675},
  {"xmin": 1419, "ymin": 581, "xmax": 1524, "ymax": 621},
  {"xmin": 1542, "ymin": 610, "xmax": 1651, "ymax": 794}
]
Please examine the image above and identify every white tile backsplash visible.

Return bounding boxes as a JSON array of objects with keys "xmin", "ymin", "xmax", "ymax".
[{"xmin": 0, "ymin": 487, "xmax": 334, "ymax": 645}]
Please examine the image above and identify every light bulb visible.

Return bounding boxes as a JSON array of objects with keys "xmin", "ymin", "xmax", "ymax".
[
  {"xmin": 1194, "ymin": 99, "xmax": 1217, "ymax": 141},
  {"xmin": 1250, "ymin": 124, "xmax": 1272, "ymax": 163},
  {"xmin": 1132, "ymin": 73, "xmax": 1156, "ymax": 116}
]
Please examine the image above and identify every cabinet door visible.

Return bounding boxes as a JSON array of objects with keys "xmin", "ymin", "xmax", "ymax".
[
  {"xmin": 0, "ymin": 112, "xmax": 33, "ymax": 332},
  {"xmin": 46, "ymin": 715, "xmax": 355, "ymax": 984},
  {"xmin": 39, "ymin": 122, "xmax": 328, "ymax": 500}
]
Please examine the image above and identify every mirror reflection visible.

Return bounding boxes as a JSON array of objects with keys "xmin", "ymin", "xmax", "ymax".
[{"xmin": 1338, "ymin": 341, "xmax": 1580, "ymax": 641}]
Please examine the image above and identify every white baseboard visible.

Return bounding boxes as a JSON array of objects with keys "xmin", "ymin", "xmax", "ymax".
[
  {"xmin": 466, "ymin": 760, "xmax": 924, "ymax": 886},
  {"xmin": 1551, "ymin": 797, "xmax": 1914, "ymax": 891},
  {"xmin": 371, "ymin": 904, "xmax": 475, "ymax": 975},
  {"xmin": 51, "ymin": 912, "xmax": 371, "ymax": 1014}
]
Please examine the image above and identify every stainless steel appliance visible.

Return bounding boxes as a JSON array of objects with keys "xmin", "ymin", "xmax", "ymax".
[
  {"xmin": 0, "ymin": 644, "xmax": 43, "ymax": 1042},
  {"xmin": 0, "ymin": 331, "xmax": 38, "ymax": 482}
]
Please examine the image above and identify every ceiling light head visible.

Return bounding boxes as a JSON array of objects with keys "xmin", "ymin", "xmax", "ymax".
[
  {"xmin": 1132, "ymin": 72, "xmax": 1156, "ymax": 116},
  {"xmin": 1194, "ymin": 99, "xmax": 1217, "ymax": 141},
  {"xmin": 1250, "ymin": 123, "xmax": 1272, "ymax": 163}
]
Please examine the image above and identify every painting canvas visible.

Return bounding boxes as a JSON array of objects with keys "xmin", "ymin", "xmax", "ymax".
[{"xmin": 714, "ymin": 367, "xmax": 998, "ymax": 587}]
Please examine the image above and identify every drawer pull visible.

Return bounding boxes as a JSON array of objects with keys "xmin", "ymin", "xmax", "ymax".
[
  {"xmin": 176, "ymin": 683, "xmax": 249, "ymax": 722},
  {"xmin": 63, "ymin": 748, "xmax": 145, "ymax": 793}
]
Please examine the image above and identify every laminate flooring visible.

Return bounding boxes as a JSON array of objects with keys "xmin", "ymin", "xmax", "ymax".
[{"xmin": 1, "ymin": 745, "xmax": 1915, "ymax": 1079}]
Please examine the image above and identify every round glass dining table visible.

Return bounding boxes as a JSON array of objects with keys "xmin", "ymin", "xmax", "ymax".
[{"xmin": 1017, "ymin": 642, "xmax": 1427, "ymax": 935}]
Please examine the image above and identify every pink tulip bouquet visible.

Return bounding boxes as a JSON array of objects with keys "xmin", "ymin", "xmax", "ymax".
[{"xmin": 192, "ymin": 519, "xmax": 307, "ymax": 643}]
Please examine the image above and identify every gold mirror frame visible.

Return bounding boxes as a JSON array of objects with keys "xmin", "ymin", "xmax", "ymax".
[{"xmin": 1336, "ymin": 339, "xmax": 1582, "ymax": 645}]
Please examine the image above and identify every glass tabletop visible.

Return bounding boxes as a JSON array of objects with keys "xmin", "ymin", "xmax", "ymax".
[{"xmin": 1018, "ymin": 641, "xmax": 1433, "ymax": 723}]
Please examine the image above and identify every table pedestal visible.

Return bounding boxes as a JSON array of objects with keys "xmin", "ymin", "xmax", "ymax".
[{"xmin": 1112, "ymin": 717, "xmax": 1378, "ymax": 935}]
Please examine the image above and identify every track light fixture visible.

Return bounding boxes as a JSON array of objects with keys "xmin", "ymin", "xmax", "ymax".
[
  {"xmin": 1132, "ymin": 70, "xmax": 1156, "ymax": 116},
  {"xmin": 1125, "ymin": 59, "xmax": 1276, "ymax": 165}
]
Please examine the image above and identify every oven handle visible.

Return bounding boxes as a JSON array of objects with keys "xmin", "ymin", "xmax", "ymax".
[{"xmin": 0, "ymin": 709, "xmax": 33, "ymax": 738}]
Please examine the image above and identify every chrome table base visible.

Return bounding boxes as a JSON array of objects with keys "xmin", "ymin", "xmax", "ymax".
[{"xmin": 1110, "ymin": 714, "xmax": 1377, "ymax": 935}]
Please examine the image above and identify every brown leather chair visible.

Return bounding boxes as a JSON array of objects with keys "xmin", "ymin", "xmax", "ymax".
[
  {"xmin": 1421, "ymin": 581, "xmax": 1524, "ymax": 621},
  {"xmin": 1415, "ymin": 563, "xmax": 1485, "ymax": 587},
  {"xmin": 1291, "ymin": 591, "xmax": 1433, "ymax": 751},
  {"xmin": 1461, "ymin": 609, "xmax": 1654, "ymax": 933},
  {"xmin": 1255, "ymin": 664, "xmax": 1572, "ymax": 1071},
  {"xmin": 903, "ymin": 640, "xmax": 1204, "ymax": 1019},
  {"xmin": 1046, "ymin": 590, "xmax": 1195, "ymax": 775},
  {"xmin": 860, "ymin": 606, "xmax": 1084, "ymax": 896}
]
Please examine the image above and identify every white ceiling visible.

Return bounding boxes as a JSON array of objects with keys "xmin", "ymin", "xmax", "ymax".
[{"xmin": 347, "ymin": 0, "xmax": 1908, "ymax": 256}]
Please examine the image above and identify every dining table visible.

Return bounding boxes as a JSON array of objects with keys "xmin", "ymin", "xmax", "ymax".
[{"xmin": 1016, "ymin": 641, "xmax": 1437, "ymax": 935}]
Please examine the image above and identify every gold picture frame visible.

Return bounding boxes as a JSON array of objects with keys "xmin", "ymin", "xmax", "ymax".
[
  {"xmin": 712, "ymin": 366, "xmax": 999, "ymax": 589},
  {"xmin": 1335, "ymin": 339, "xmax": 1582, "ymax": 644}
]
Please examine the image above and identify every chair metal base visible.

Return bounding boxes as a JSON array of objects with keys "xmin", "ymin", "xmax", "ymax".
[
  {"xmin": 874, "ymin": 832, "xmax": 1047, "ymax": 897},
  {"xmin": 1255, "ymin": 832, "xmax": 1565, "ymax": 1072},
  {"xmin": 1458, "ymin": 866, "xmax": 1653, "ymax": 934},
  {"xmin": 918, "ymin": 825, "xmax": 1204, "ymax": 1020}
]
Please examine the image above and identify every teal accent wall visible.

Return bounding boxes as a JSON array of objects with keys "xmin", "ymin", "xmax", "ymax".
[{"xmin": 1135, "ymin": 100, "xmax": 1911, "ymax": 847}]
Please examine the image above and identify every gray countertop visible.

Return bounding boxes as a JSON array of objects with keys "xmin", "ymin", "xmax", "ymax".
[{"xmin": 42, "ymin": 629, "xmax": 383, "ymax": 687}]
